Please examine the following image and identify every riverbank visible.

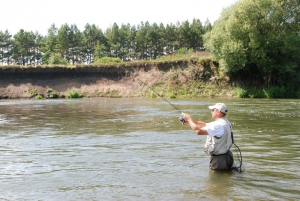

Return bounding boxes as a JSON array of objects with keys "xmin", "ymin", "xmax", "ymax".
[{"xmin": 0, "ymin": 58, "xmax": 233, "ymax": 99}]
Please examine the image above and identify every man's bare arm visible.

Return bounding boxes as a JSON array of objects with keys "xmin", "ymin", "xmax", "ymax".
[{"xmin": 182, "ymin": 113, "xmax": 208, "ymax": 135}]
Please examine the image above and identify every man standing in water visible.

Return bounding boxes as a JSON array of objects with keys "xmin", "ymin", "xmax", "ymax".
[{"xmin": 181, "ymin": 103, "xmax": 234, "ymax": 170}]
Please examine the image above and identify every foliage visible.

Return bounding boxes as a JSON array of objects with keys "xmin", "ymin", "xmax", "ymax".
[
  {"xmin": 0, "ymin": 19, "xmax": 212, "ymax": 66},
  {"xmin": 47, "ymin": 88, "xmax": 58, "ymax": 98},
  {"xmin": 66, "ymin": 90, "xmax": 82, "ymax": 98},
  {"xmin": 0, "ymin": 30, "xmax": 13, "ymax": 65},
  {"xmin": 204, "ymin": 0, "xmax": 300, "ymax": 89},
  {"xmin": 12, "ymin": 29, "xmax": 43, "ymax": 66},
  {"xmin": 233, "ymin": 86, "xmax": 298, "ymax": 98},
  {"xmin": 176, "ymin": 48, "xmax": 194, "ymax": 55},
  {"xmin": 150, "ymin": 91, "xmax": 157, "ymax": 98},
  {"xmin": 28, "ymin": 88, "xmax": 38, "ymax": 95},
  {"xmin": 233, "ymin": 87, "xmax": 248, "ymax": 98},
  {"xmin": 35, "ymin": 94, "xmax": 43, "ymax": 99},
  {"xmin": 48, "ymin": 53, "xmax": 69, "ymax": 65}
]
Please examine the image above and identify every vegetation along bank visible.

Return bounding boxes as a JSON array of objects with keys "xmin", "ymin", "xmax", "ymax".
[{"xmin": 0, "ymin": 0, "xmax": 299, "ymax": 99}]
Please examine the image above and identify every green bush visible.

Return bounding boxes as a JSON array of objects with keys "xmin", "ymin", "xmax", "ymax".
[
  {"xmin": 49, "ymin": 53, "xmax": 69, "ymax": 65},
  {"xmin": 66, "ymin": 90, "xmax": 82, "ymax": 98},
  {"xmin": 233, "ymin": 87, "xmax": 248, "ymax": 98},
  {"xmin": 49, "ymin": 91, "xmax": 58, "ymax": 98},
  {"xmin": 35, "ymin": 94, "xmax": 43, "ymax": 99},
  {"xmin": 263, "ymin": 86, "xmax": 294, "ymax": 98},
  {"xmin": 46, "ymin": 88, "xmax": 59, "ymax": 98}
]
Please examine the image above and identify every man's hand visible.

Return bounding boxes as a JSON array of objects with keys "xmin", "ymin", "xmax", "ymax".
[{"xmin": 180, "ymin": 113, "xmax": 191, "ymax": 125}]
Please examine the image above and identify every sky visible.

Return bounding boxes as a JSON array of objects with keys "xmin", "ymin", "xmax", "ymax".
[{"xmin": 1, "ymin": 0, "xmax": 239, "ymax": 36}]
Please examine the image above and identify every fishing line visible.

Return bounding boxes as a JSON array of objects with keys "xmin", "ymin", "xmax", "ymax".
[
  {"xmin": 230, "ymin": 125, "xmax": 243, "ymax": 173},
  {"xmin": 232, "ymin": 143, "xmax": 243, "ymax": 173}
]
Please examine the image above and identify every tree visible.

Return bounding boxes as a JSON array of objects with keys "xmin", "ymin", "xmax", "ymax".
[
  {"xmin": 203, "ymin": 19, "xmax": 213, "ymax": 34},
  {"xmin": 118, "ymin": 24, "xmax": 131, "ymax": 61},
  {"xmin": 127, "ymin": 25, "xmax": 137, "ymax": 60},
  {"xmin": 136, "ymin": 21, "xmax": 151, "ymax": 59},
  {"xmin": 146, "ymin": 23, "xmax": 165, "ymax": 59},
  {"xmin": 57, "ymin": 24, "xmax": 70, "ymax": 62},
  {"xmin": 13, "ymin": 29, "xmax": 36, "ymax": 66},
  {"xmin": 67, "ymin": 24, "xmax": 83, "ymax": 64},
  {"xmin": 165, "ymin": 23, "xmax": 178, "ymax": 55},
  {"xmin": 178, "ymin": 19, "xmax": 204, "ymax": 51},
  {"xmin": 32, "ymin": 32, "xmax": 44, "ymax": 65},
  {"xmin": 204, "ymin": 0, "xmax": 300, "ymax": 87},
  {"xmin": 0, "ymin": 30, "xmax": 13, "ymax": 65},
  {"xmin": 82, "ymin": 24, "xmax": 106, "ymax": 64},
  {"xmin": 106, "ymin": 23, "xmax": 121, "ymax": 58},
  {"xmin": 94, "ymin": 40, "xmax": 107, "ymax": 60},
  {"xmin": 189, "ymin": 19, "xmax": 205, "ymax": 50},
  {"xmin": 41, "ymin": 24, "xmax": 59, "ymax": 64},
  {"xmin": 56, "ymin": 24, "xmax": 83, "ymax": 65}
]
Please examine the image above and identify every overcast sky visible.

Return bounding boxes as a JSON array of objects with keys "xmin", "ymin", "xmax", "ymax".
[{"xmin": 1, "ymin": 0, "xmax": 238, "ymax": 36}]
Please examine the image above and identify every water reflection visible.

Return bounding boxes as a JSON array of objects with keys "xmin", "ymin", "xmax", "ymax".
[{"xmin": 0, "ymin": 98, "xmax": 299, "ymax": 200}]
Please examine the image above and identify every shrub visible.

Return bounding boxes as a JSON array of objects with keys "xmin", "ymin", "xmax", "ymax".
[
  {"xmin": 150, "ymin": 91, "xmax": 156, "ymax": 98},
  {"xmin": 49, "ymin": 53, "xmax": 69, "ymax": 65},
  {"xmin": 47, "ymin": 88, "xmax": 59, "ymax": 98},
  {"xmin": 169, "ymin": 93, "xmax": 176, "ymax": 98},
  {"xmin": 66, "ymin": 90, "xmax": 82, "ymax": 98},
  {"xmin": 29, "ymin": 88, "xmax": 38, "ymax": 95},
  {"xmin": 35, "ymin": 94, "xmax": 43, "ymax": 99},
  {"xmin": 49, "ymin": 91, "xmax": 58, "ymax": 98},
  {"xmin": 233, "ymin": 87, "xmax": 248, "ymax": 98},
  {"xmin": 263, "ymin": 86, "xmax": 294, "ymax": 98}
]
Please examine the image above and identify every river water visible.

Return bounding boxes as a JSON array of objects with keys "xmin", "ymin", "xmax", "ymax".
[{"xmin": 0, "ymin": 98, "xmax": 299, "ymax": 200}]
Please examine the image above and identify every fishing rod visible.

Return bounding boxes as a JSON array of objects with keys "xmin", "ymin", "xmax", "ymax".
[
  {"xmin": 120, "ymin": 66, "xmax": 185, "ymax": 123},
  {"xmin": 121, "ymin": 66, "xmax": 242, "ymax": 172}
]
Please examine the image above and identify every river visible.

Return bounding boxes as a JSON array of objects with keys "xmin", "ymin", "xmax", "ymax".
[{"xmin": 0, "ymin": 98, "xmax": 299, "ymax": 200}]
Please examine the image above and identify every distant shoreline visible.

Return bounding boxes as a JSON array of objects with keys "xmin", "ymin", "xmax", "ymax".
[
  {"xmin": 0, "ymin": 66, "xmax": 135, "ymax": 99},
  {"xmin": 0, "ymin": 60, "xmax": 233, "ymax": 99}
]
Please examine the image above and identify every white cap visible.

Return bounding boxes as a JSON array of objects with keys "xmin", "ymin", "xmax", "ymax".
[{"xmin": 208, "ymin": 103, "xmax": 228, "ymax": 113}]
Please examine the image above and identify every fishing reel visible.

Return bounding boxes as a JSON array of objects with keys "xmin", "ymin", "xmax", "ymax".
[{"xmin": 179, "ymin": 116, "xmax": 185, "ymax": 124}]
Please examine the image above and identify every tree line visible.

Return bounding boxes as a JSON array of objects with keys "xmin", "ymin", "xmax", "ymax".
[{"xmin": 0, "ymin": 19, "xmax": 212, "ymax": 66}]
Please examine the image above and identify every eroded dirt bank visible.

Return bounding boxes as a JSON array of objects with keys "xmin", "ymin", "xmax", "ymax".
[
  {"xmin": 0, "ymin": 58, "xmax": 234, "ymax": 99},
  {"xmin": 0, "ymin": 66, "xmax": 176, "ymax": 99}
]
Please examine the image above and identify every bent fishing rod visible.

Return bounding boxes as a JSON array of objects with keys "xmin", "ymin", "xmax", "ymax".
[{"xmin": 120, "ymin": 66, "xmax": 185, "ymax": 123}]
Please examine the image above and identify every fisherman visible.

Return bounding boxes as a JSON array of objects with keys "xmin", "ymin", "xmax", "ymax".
[{"xmin": 181, "ymin": 103, "xmax": 234, "ymax": 170}]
